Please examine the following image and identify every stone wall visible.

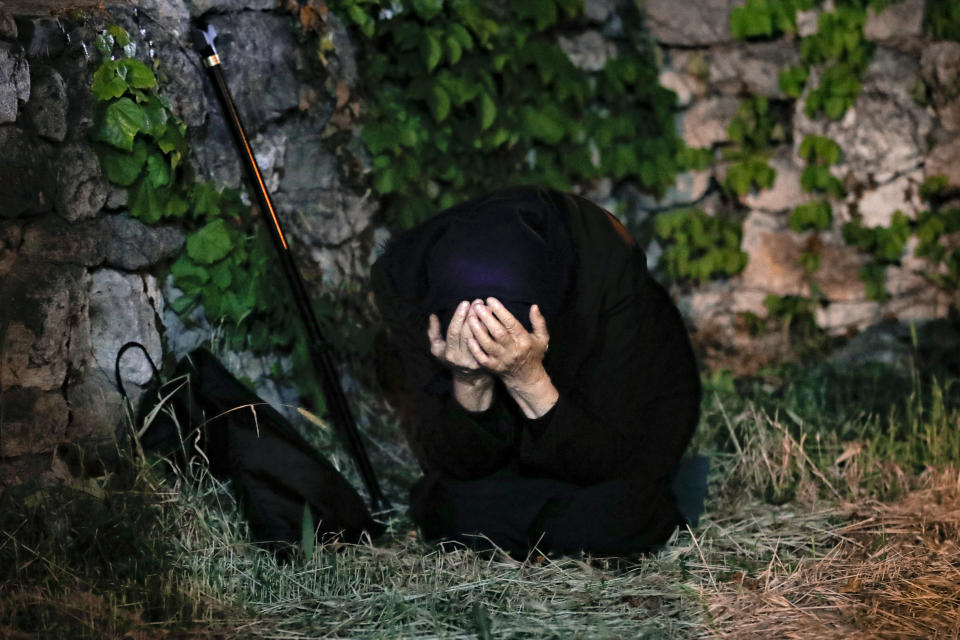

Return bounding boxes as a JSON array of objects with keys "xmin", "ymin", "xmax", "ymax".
[
  {"xmin": 0, "ymin": 0, "xmax": 373, "ymax": 486},
  {"xmin": 630, "ymin": 0, "xmax": 959, "ymax": 372}
]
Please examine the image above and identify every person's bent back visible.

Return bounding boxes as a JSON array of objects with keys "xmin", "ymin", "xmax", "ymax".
[{"xmin": 372, "ymin": 185, "xmax": 702, "ymax": 556}]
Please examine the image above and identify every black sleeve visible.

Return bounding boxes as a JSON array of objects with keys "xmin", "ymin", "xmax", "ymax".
[
  {"xmin": 517, "ymin": 249, "xmax": 702, "ymax": 486},
  {"xmin": 371, "ymin": 261, "xmax": 519, "ymax": 480}
]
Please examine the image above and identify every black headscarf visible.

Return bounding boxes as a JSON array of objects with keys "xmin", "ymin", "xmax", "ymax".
[{"xmin": 378, "ymin": 186, "xmax": 577, "ymax": 333}]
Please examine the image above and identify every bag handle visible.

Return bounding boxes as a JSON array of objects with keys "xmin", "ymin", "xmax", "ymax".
[{"xmin": 114, "ymin": 341, "xmax": 161, "ymax": 403}]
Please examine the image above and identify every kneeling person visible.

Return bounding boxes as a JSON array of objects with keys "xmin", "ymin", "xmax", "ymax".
[{"xmin": 372, "ymin": 186, "xmax": 702, "ymax": 556}]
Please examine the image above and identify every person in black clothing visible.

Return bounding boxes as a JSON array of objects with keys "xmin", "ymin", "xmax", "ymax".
[{"xmin": 371, "ymin": 186, "xmax": 703, "ymax": 556}]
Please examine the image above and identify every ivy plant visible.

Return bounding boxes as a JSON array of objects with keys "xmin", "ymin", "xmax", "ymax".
[
  {"xmin": 331, "ymin": 0, "xmax": 685, "ymax": 229},
  {"xmin": 914, "ymin": 207, "xmax": 960, "ymax": 291},
  {"xmin": 842, "ymin": 211, "xmax": 911, "ymax": 301},
  {"xmin": 789, "ymin": 135, "xmax": 843, "ymax": 232},
  {"xmin": 722, "ymin": 95, "xmax": 780, "ymax": 197},
  {"xmin": 90, "ymin": 25, "xmax": 330, "ymax": 409},
  {"xmin": 654, "ymin": 208, "xmax": 748, "ymax": 283},
  {"xmin": 729, "ymin": 0, "xmax": 814, "ymax": 40},
  {"xmin": 926, "ymin": 0, "xmax": 960, "ymax": 42},
  {"xmin": 799, "ymin": 5, "xmax": 875, "ymax": 120},
  {"xmin": 790, "ymin": 201, "xmax": 833, "ymax": 232}
]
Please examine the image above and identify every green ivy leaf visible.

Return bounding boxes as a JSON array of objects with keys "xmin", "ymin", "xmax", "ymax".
[
  {"xmin": 479, "ymin": 91, "xmax": 496, "ymax": 131},
  {"xmin": 790, "ymin": 200, "xmax": 833, "ymax": 232},
  {"xmin": 145, "ymin": 151, "xmax": 171, "ymax": 188},
  {"xmin": 157, "ymin": 120, "xmax": 187, "ymax": 155},
  {"xmin": 99, "ymin": 139, "xmax": 148, "ymax": 186},
  {"xmin": 428, "ymin": 84, "xmax": 451, "ymax": 122},
  {"xmin": 346, "ymin": 4, "xmax": 375, "ymax": 38},
  {"xmin": 168, "ymin": 293, "xmax": 198, "ymax": 314},
  {"xmin": 129, "ymin": 179, "xmax": 162, "ymax": 223},
  {"xmin": 512, "ymin": 0, "xmax": 558, "ymax": 30},
  {"xmin": 521, "ymin": 104, "xmax": 566, "ymax": 144},
  {"xmin": 119, "ymin": 58, "xmax": 157, "ymax": 89},
  {"xmin": 778, "ymin": 65, "xmax": 808, "ymax": 98},
  {"xmin": 374, "ymin": 166, "xmax": 398, "ymax": 194},
  {"xmin": 411, "ymin": 0, "xmax": 444, "ymax": 21},
  {"xmin": 824, "ymin": 96, "xmax": 847, "ymax": 119},
  {"xmin": 170, "ymin": 254, "xmax": 210, "ymax": 286},
  {"xmin": 94, "ymin": 33, "xmax": 114, "ymax": 58},
  {"xmin": 211, "ymin": 261, "xmax": 233, "ymax": 290},
  {"xmin": 95, "ymin": 97, "xmax": 144, "ymax": 151},
  {"xmin": 190, "ymin": 182, "xmax": 222, "ymax": 220},
  {"xmin": 106, "ymin": 24, "xmax": 131, "ymax": 48},
  {"xmin": 421, "ymin": 33, "xmax": 443, "ymax": 73},
  {"xmin": 91, "ymin": 60, "xmax": 127, "ymax": 101},
  {"xmin": 861, "ymin": 263, "xmax": 890, "ymax": 301},
  {"xmin": 141, "ymin": 95, "xmax": 169, "ymax": 138},
  {"xmin": 165, "ymin": 193, "xmax": 190, "ymax": 218},
  {"xmin": 445, "ymin": 35, "xmax": 463, "ymax": 65},
  {"xmin": 187, "ymin": 219, "xmax": 234, "ymax": 264},
  {"xmin": 449, "ymin": 23, "xmax": 474, "ymax": 50},
  {"xmin": 730, "ymin": 1, "xmax": 773, "ymax": 39}
]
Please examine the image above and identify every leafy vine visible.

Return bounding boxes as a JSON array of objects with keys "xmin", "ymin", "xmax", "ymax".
[
  {"xmin": 90, "ymin": 25, "xmax": 327, "ymax": 407},
  {"xmin": 330, "ymin": 0, "xmax": 686, "ymax": 229}
]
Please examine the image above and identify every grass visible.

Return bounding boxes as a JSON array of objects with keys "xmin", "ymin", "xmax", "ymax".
[{"xmin": 2, "ymin": 350, "xmax": 959, "ymax": 638}]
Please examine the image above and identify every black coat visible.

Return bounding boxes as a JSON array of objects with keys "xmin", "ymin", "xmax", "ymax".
[{"xmin": 372, "ymin": 187, "xmax": 700, "ymax": 487}]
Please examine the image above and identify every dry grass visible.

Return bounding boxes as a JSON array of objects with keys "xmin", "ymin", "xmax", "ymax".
[
  {"xmin": 707, "ymin": 468, "xmax": 960, "ymax": 640},
  {"xmin": 2, "ymin": 362, "xmax": 958, "ymax": 639}
]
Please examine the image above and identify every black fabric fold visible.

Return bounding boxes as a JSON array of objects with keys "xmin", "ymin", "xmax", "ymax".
[{"xmin": 372, "ymin": 185, "xmax": 702, "ymax": 555}]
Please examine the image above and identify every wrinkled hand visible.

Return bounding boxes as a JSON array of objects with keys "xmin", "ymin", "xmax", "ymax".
[
  {"xmin": 466, "ymin": 298, "xmax": 551, "ymax": 388},
  {"xmin": 428, "ymin": 300, "xmax": 491, "ymax": 383}
]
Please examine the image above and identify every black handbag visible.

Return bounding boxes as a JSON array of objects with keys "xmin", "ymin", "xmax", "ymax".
[{"xmin": 115, "ymin": 343, "xmax": 382, "ymax": 546}]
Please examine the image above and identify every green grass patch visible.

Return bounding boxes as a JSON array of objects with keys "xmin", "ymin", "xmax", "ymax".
[{"xmin": 2, "ymin": 356, "xmax": 958, "ymax": 638}]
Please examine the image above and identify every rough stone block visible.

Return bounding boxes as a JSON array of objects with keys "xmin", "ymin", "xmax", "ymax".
[
  {"xmin": 796, "ymin": 8, "xmax": 820, "ymax": 38},
  {"xmin": 681, "ymin": 96, "xmax": 740, "ymax": 149},
  {"xmin": 730, "ymin": 289, "xmax": 768, "ymax": 316},
  {"xmin": 633, "ymin": 170, "xmax": 712, "ymax": 211},
  {"xmin": 0, "ymin": 127, "xmax": 54, "ymax": 218},
  {"xmin": 743, "ymin": 149, "xmax": 809, "ymax": 212},
  {"xmin": 794, "ymin": 52, "xmax": 931, "ymax": 183},
  {"xmin": 644, "ymin": 0, "xmax": 740, "ymax": 46},
  {"xmin": 0, "ymin": 9, "xmax": 17, "ymax": 40},
  {"xmin": 23, "ymin": 64, "xmax": 67, "ymax": 141},
  {"xmin": 186, "ymin": 0, "xmax": 276, "ymax": 16},
  {"xmin": 815, "ymin": 301, "xmax": 882, "ymax": 334},
  {"xmin": 658, "ymin": 69, "xmax": 703, "ymax": 108},
  {"xmin": 206, "ymin": 12, "xmax": 299, "ymax": 132},
  {"xmin": 557, "ymin": 30, "xmax": 616, "ymax": 72},
  {"xmin": 0, "ymin": 262, "xmax": 87, "ymax": 391},
  {"xmin": 54, "ymin": 144, "xmax": 108, "ymax": 222},
  {"xmin": 0, "ymin": 42, "xmax": 29, "ymax": 124},
  {"xmin": 65, "ymin": 371, "xmax": 125, "ymax": 454},
  {"xmin": 279, "ymin": 185, "xmax": 373, "ymax": 250},
  {"xmin": 88, "ymin": 269, "xmax": 163, "ymax": 387},
  {"xmin": 20, "ymin": 217, "xmax": 106, "ymax": 266},
  {"xmin": 924, "ymin": 134, "xmax": 960, "ymax": 190},
  {"xmin": 102, "ymin": 215, "xmax": 184, "ymax": 271},
  {"xmin": 0, "ymin": 220, "xmax": 21, "ymax": 278},
  {"xmin": 584, "ymin": 0, "xmax": 617, "ymax": 23},
  {"xmin": 865, "ymin": 0, "xmax": 924, "ymax": 42},
  {"xmin": 0, "ymin": 452, "xmax": 71, "ymax": 489},
  {"xmin": 921, "ymin": 42, "xmax": 960, "ymax": 132},
  {"xmin": 850, "ymin": 169, "xmax": 923, "ymax": 228},
  {"xmin": 709, "ymin": 41, "xmax": 801, "ymax": 98},
  {"xmin": 15, "ymin": 17, "xmax": 67, "ymax": 58},
  {"xmin": 155, "ymin": 38, "xmax": 208, "ymax": 128},
  {"xmin": 812, "ymin": 242, "xmax": 867, "ymax": 302},
  {"xmin": 0, "ymin": 388, "xmax": 69, "ymax": 457},
  {"xmin": 739, "ymin": 210, "xmax": 808, "ymax": 297}
]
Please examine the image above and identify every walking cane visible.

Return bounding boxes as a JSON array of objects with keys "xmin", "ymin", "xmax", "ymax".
[{"xmin": 193, "ymin": 23, "xmax": 390, "ymax": 514}]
